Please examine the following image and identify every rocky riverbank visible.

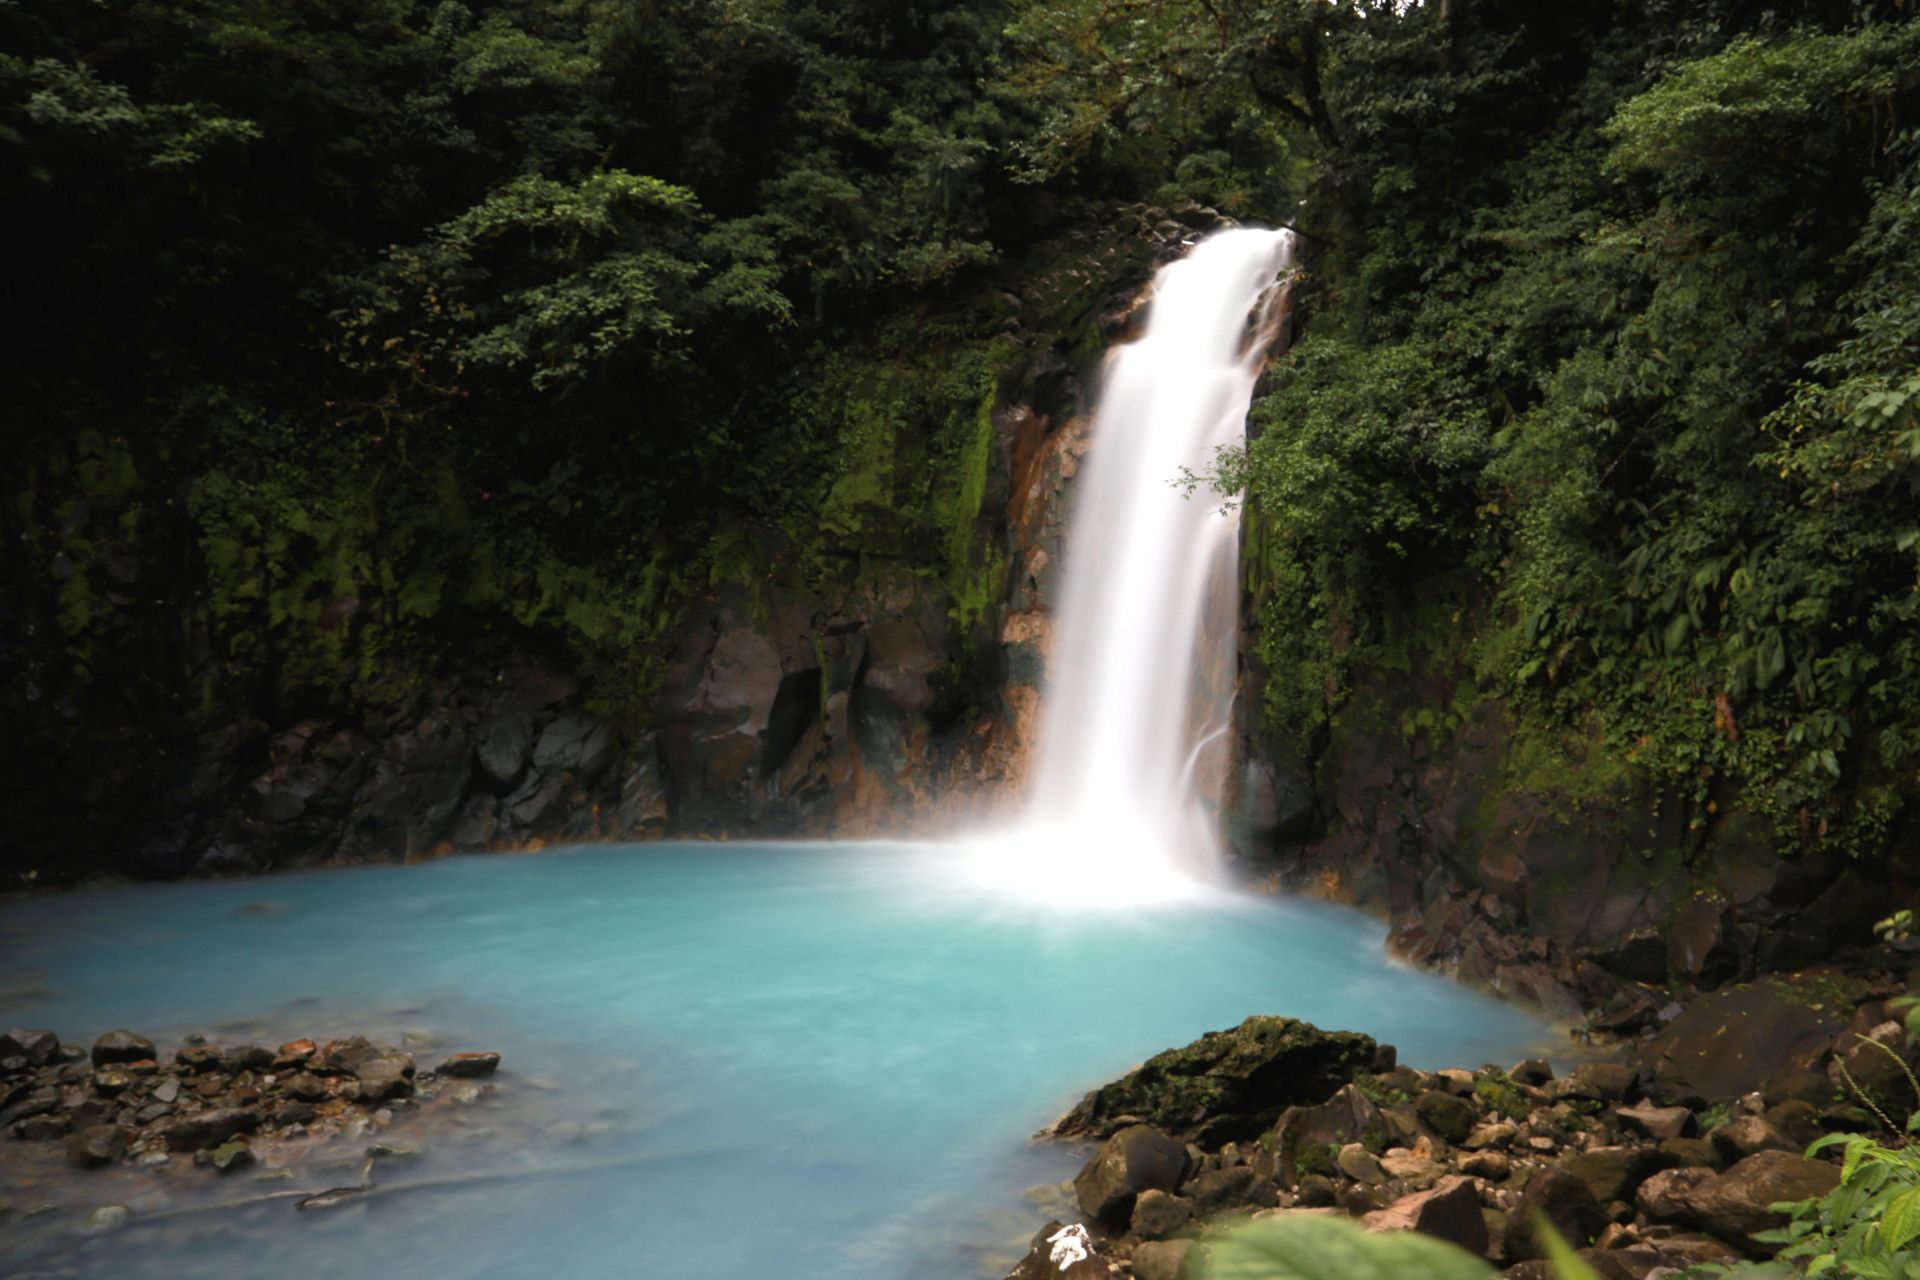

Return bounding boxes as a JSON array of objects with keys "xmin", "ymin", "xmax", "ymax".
[
  {"xmin": 1002, "ymin": 972, "xmax": 1919, "ymax": 1280},
  {"xmin": 0, "ymin": 1026, "xmax": 505, "ymax": 1271}
]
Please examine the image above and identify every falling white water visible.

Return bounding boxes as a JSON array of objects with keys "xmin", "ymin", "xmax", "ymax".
[{"xmin": 966, "ymin": 227, "xmax": 1296, "ymax": 904}]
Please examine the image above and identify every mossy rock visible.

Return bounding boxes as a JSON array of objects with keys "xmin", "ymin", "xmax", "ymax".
[{"xmin": 1050, "ymin": 1016, "xmax": 1377, "ymax": 1146}]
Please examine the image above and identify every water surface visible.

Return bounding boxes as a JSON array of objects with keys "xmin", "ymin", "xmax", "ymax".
[{"xmin": 0, "ymin": 842, "xmax": 1553, "ymax": 1277}]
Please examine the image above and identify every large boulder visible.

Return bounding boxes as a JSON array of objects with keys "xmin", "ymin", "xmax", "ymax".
[
  {"xmin": 1050, "ymin": 1017, "xmax": 1377, "ymax": 1145},
  {"xmin": 1635, "ymin": 977, "xmax": 1846, "ymax": 1102},
  {"xmin": 1638, "ymin": 1150, "xmax": 1840, "ymax": 1253},
  {"xmin": 1004, "ymin": 1222, "xmax": 1116, "ymax": 1280},
  {"xmin": 1074, "ymin": 1125, "xmax": 1189, "ymax": 1224}
]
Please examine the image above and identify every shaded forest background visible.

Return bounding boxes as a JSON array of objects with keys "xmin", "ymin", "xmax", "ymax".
[{"xmin": 3, "ymin": 0, "xmax": 1917, "ymax": 879}]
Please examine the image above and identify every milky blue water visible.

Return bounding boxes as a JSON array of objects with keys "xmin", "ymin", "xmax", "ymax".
[{"xmin": 0, "ymin": 843, "xmax": 1553, "ymax": 1278}]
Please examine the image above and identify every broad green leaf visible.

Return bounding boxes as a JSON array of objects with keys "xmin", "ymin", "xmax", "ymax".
[
  {"xmin": 1207, "ymin": 1215, "xmax": 1498, "ymax": 1280},
  {"xmin": 1881, "ymin": 1186, "xmax": 1920, "ymax": 1251}
]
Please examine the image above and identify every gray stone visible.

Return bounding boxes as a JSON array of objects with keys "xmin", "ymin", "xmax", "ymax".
[
  {"xmin": 435, "ymin": 1051, "xmax": 500, "ymax": 1078},
  {"xmin": 1074, "ymin": 1124, "xmax": 1189, "ymax": 1223}
]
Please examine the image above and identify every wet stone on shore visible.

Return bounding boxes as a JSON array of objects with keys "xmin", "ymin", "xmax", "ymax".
[{"xmin": 1, "ymin": 1028, "xmax": 504, "ymax": 1173}]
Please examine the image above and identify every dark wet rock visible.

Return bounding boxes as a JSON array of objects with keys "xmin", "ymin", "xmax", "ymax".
[
  {"xmin": 0, "ymin": 1029, "xmax": 59, "ymax": 1067},
  {"xmin": 532, "ymin": 710, "xmax": 613, "ymax": 780},
  {"xmin": 1766, "ymin": 1099, "xmax": 1822, "ymax": 1147},
  {"xmin": 1692, "ymin": 1151, "xmax": 1844, "ymax": 1253},
  {"xmin": 1075, "ymin": 1125, "xmax": 1189, "ymax": 1224},
  {"xmin": 90, "ymin": 1030, "xmax": 155, "ymax": 1067},
  {"xmin": 273, "ymin": 1099, "xmax": 316, "ymax": 1126},
  {"xmin": 1658, "ymin": 1136, "xmax": 1723, "ymax": 1170},
  {"xmin": 436, "ymin": 1051, "xmax": 501, "ymax": 1078},
  {"xmin": 1363, "ymin": 1175, "xmax": 1488, "ymax": 1254},
  {"xmin": 66, "ymin": 1124, "xmax": 127, "ymax": 1167},
  {"xmin": 1050, "ymin": 1017, "xmax": 1376, "ymax": 1145},
  {"xmin": 1547, "ymin": 1063, "xmax": 1636, "ymax": 1104},
  {"xmin": 476, "ymin": 704, "xmax": 533, "ymax": 790},
  {"xmin": 352, "ymin": 1052, "xmax": 416, "ymax": 1102},
  {"xmin": 1505, "ymin": 1167, "xmax": 1606, "ymax": 1260},
  {"xmin": 13, "ymin": 1113, "xmax": 71, "ymax": 1140},
  {"xmin": 0, "ymin": 1086, "xmax": 60, "ymax": 1128},
  {"xmin": 1558, "ymin": 1146, "xmax": 1674, "ymax": 1207},
  {"xmin": 1830, "ymin": 1020, "xmax": 1917, "ymax": 1118},
  {"xmin": 1130, "ymin": 1188, "xmax": 1194, "ymax": 1240},
  {"xmin": 1416, "ymin": 1089, "xmax": 1477, "ymax": 1144},
  {"xmin": 158, "ymin": 1105, "xmax": 261, "ymax": 1151},
  {"xmin": 1509, "ymin": 1059, "xmax": 1554, "ymax": 1086},
  {"xmin": 284, "ymin": 1072, "xmax": 327, "ymax": 1101},
  {"xmin": 1636, "ymin": 978, "xmax": 1845, "ymax": 1102},
  {"xmin": 1182, "ymin": 1165, "xmax": 1269, "ymax": 1214},
  {"xmin": 1129, "ymin": 1239, "xmax": 1192, "ymax": 1280},
  {"xmin": 314, "ymin": 1036, "xmax": 377, "ymax": 1075},
  {"xmin": 175, "ymin": 1044, "xmax": 221, "ymax": 1073},
  {"xmin": 221, "ymin": 1045, "xmax": 274, "ymax": 1074}
]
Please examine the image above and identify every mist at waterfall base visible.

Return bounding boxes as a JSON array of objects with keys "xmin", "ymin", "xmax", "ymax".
[
  {"xmin": 0, "ymin": 843, "xmax": 1553, "ymax": 1278},
  {"xmin": 965, "ymin": 227, "xmax": 1296, "ymax": 904}
]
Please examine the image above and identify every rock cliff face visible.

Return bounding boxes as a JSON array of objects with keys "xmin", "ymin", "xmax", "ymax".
[
  {"xmin": 1245, "ymin": 640, "xmax": 1912, "ymax": 1019},
  {"xmin": 160, "ymin": 392, "xmax": 1098, "ymax": 873}
]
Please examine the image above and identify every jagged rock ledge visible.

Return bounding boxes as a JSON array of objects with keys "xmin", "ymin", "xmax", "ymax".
[{"xmin": 1004, "ymin": 989, "xmax": 1914, "ymax": 1280}]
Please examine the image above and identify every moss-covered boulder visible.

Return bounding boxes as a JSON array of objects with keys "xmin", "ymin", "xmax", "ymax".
[{"xmin": 1049, "ymin": 1016, "xmax": 1377, "ymax": 1145}]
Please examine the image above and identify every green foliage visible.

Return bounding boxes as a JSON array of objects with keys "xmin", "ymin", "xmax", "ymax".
[
  {"xmin": 1208, "ymin": 1212, "xmax": 1497, "ymax": 1280},
  {"xmin": 1223, "ymin": 10, "xmax": 1920, "ymax": 859}
]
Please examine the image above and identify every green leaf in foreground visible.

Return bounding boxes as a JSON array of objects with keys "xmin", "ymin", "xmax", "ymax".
[{"xmin": 1207, "ymin": 1214, "xmax": 1496, "ymax": 1280}]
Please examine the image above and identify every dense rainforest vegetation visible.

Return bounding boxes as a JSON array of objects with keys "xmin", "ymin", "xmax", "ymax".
[{"xmin": 2, "ymin": 0, "xmax": 1916, "ymax": 877}]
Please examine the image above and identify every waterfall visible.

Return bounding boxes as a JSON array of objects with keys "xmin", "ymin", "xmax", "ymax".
[{"xmin": 969, "ymin": 227, "xmax": 1296, "ymax": 902}]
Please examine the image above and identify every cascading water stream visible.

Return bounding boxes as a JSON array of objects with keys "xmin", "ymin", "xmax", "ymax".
[{"xmin": 969, "ymin": 227, "xmax": 1296, "ymax": 902}]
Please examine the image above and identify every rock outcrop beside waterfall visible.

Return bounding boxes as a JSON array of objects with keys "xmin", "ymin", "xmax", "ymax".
[{"xmin": 1004, "ymin": 1003, "xmax": 1911, "ymax": 1279}]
